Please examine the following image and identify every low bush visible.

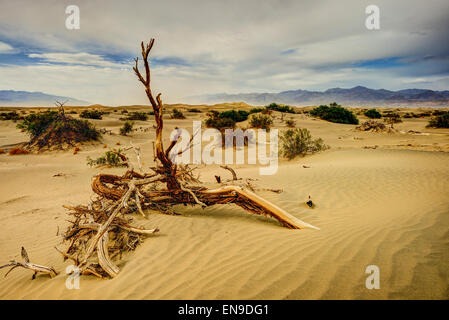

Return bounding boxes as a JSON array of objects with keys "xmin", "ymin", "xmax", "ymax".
[
  {"xmin": 121, "ymin": 112, "xmax": 148, "ymax": 121},
  {"xmin": 310, "ymin": 102, "xmax": 359, "ymax": 124},
  {"xmin": 249, "ymin": 107, "xmax": 264, "ymax": 114},
  {"xmin": 205, "ymin": 111, "xmax": 236, "ymax": 130},
  {"xmin": 87, "ymin": 149, "xmax": 128, "ymax": 167},
  {"xmin": 285, "ymin": 119, "xmax": 296, "ymax": 128},
  {"xmin": 280, "ymin": 128, "xmax": 329, "ymax": 159},
  {"xmin": 16, "ymin": 110, "xmax": 100, "ymax": 149},
  {"xmin": 0, "ymin": 111, "xmax": 23, "ymax": 121},
  {"xmin": 219, "ymin": 110, "xmax": 249, "ymax": 122},
  {"xmin": 80, "ymin": 110, "xmax": 103, "ymax": 120},
  {"xmin": 383, "ymin": 112, "xmax": 402, "ymax": 126},
  {"xmin": 249, "ymin": 114, "xmax": 273, "ymax": 130},
  {"xmin": 188, "ymin": 108, "xmax": 202, "ymax": 113},
  {"xmin": 171, "ymin": 108, "xmax": 186, "ymax": 119},
  {"xmin": 120, "ymin": 121, "xmax": 134, "ymax": 135},
  {"xmin": 426, "ymin": 112, "xmax": 449, "ymax": 128},
  {"xmin": 266, "ymin": 103, "xmax": 295, "ymax": 113},
  {"xmin": 364, "ymin": 109, "xmax": 382, "ymax": 119}
]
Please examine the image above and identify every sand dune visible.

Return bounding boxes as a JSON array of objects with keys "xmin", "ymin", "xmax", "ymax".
[{"xmin": 0, "ymin": 107, "xmax": 448, "ymax": 299}]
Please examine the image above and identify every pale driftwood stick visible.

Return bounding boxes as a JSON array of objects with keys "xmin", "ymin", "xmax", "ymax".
[
  {"xmin": 0, "ymin": 247, "xmax": 57, "ymax": 279},
  {"xmin": 220, "ymin": 165, "xmax": 238, "ymax": 180}
]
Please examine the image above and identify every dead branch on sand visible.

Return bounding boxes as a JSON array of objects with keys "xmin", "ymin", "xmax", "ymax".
[
  {"xmin": 0, "ymin": 247, "xmax": 57, "ymax": 279},
  {"xmin": 37, "ymin": 39, "xmax": 319, "ymax": 279}
]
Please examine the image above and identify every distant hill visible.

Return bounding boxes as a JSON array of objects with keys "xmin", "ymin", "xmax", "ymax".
[
  {"xmin": 0, "ymin": 90, "xmax": 89, "ymax": 106},
  {"xmin": 188, "ymin": 86, "xmax": 449, "ymax": 107}
]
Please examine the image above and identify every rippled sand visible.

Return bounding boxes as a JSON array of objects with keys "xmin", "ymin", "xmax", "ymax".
[{"xmin": 0, "ymin": 108, "xmax": 448, "ymax": 299}]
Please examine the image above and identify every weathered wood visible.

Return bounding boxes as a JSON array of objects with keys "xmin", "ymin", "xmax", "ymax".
[{"xmin": 0, "ymin": 247, "xmax": 57, "ymax": 279}]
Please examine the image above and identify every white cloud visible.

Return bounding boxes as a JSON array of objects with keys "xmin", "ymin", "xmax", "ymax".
[
  {"xmin": 28, "ymin": 52, "xmax": 126, "ymax": 68},
  {"xmin": 0, "ymin": 41, "xmax": 14, "ymax": 53}
]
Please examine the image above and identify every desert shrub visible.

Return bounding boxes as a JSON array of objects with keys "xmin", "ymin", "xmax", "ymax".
[
  {"xmin": 310, "ymin": 102, "xmax": 359, "ymax": 125},
  {"xmin": 432, "ymin": 110, "xmax": 447, "ymax": 116},
  {"xmin": 266, "ymin": 103, "xmax": 295, "ymax": 113},
  {"xmin": 8, "ymin": 147, "xmax": 30, "ymax": 155},
  {"xmin": 249, "ymin": 107, "xmax": 264, "ymax": 114},
  {"xmin": 121, "ymin": 112, "xmax": 148, "ymax": 121},
  {"xmin": 426, "ymin": 112, "xmax": 449, "ymax": 128},
  {"xmin": 80, "ymin": 110, "xmax": 103, "ymax": 120},
  {"xmin": 249, "ymin": 114, "xmax": 273, "ymax": 130},
  {"xmin": 205, "ymin": 111, "xmax": 236, "ymax": 130},
  {"xmin": 121, "ymin": 110, "xmax": 128, "ymax": 114},
  {"xmin": 0, "ymin": 111, "xmax": 23, "ymax": 121},
  {"xmin": 120, "ymin": 121, "xmax": 134, "ymax": 135},
  {"xmin": 68, "ymin": 110, "xmax": 78, "ymax": 114},
  {"xmin": 383, "ymin": 112, "xmax": 402, "ymax": 126},
  {"xmin": 87, "ymin": 149, "xmax": 127, "ymax": 167},
  {"xmin": 17, "ymin": 110, "xmax": 59, "ymax": 137},
  {"xmin": 364, "ymin": 109, "xmax": 382, "ymax": 119},
  {"xmin": 188, "ymin": 108, "xmax": 202, "ymax": 113},
  {"xmin": 280, "ymin": 128, "xmax": 329, "ymax": 159},
  {"xmin": 219, "ymin": 110, "xmax": 249, "ymax": 122},
  {"xmin": 356, "ymin": 120, "xmax": 392, "ymax": 132},
  {"xmin": 285, "ymin": 119, "xmax": 296, "ymax": 127},
  {"xmin": 16, "ymin": 110, "xmax": 100, "ymax": 148},
  {"xmin": 171, "ymin": 108, "xmax": 186, "ymax": 119}
]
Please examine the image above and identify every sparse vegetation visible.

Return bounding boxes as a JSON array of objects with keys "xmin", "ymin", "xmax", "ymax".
[
  {"xmin": 427, "ymin": 112, "xmax": 449, "ymax": 128},
  {"xmin": 266, "ymin": 103, "xmax": 295, "ymax": 113},
  {"xmin": 121, "ymin": 111, "xmax": 148, "ymax": 121},
  {"xmin": 188, "ymin": 108, "xmax": 202, "ymax": 113},
  {"xmin": 87, "ymin": 149, "xmax": 128, "ymax": 167},
  {"xmin": 16, "ymin": 110, "xmax": 100, "ymax": 149},
  {"xmin": 119, "ymin": 121, "xmax": 134, "ymax": 135},
  {"xmin": 364, "ymin": 109, "xmax": 382, "ymax": 119},
  {"xmin": 249, "ymin": 107, "xmax": 264, "ymax": 114},
  {"xmin": 285, "ymin": 119, "xmax": 296, "ymax": 127},
  {"xmin": 80, "ymin": 110, "xmax": 103, "ymax": 120},
  {"xmin": 310, "ymin": 102, "xmax": 359, "ymax": 125},
  {"xmin": 249, "ymin": 113, "xmax": 273, "ymax": 130},
  {"xmin": 171, "ymin": 108, "xmax": 186, "ymax": 119},
  {"xmin": 219, "ymin": 110, "xmax": 249, "ymax": 122},
  {"xmin": 356, "ymin": 120, "xmax": 396, "ymax": 133},
  {"xmin": 280, "ymin": 128, "xmax": 329, "ymax": 159},
  {"xmin": 0, "ymin": 111, "xmax": 23, "ymax": 121},
  {"xmin": 205, "ymin": 110, "xmax": 236, "ymax": 130},
  {"xmin": 383, "ymin": 112, "xmax": 402, "ymax": 127}
]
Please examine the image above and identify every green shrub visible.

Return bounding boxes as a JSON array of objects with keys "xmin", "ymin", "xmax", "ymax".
[
  {"xmin": 280, "ymin": 128, "xmax": 329, "ymax": 159},
  {"xmin": 17, "ymin": 110, "xmax": 59, "ymax": 137},
  {"xmin": 80, "ymin": 110, "xmax": 103, "ymax": 120},
  {"xmin": 426, "ymin": 112, "xmax": 449, "ymax": 128},
  {"xmin": 17, "ymin": 110, "xmax": 100, "ymax": 147},
  {"xmin": 249, "ymin": 114, "xmax": 273, "ymax": 130},
  {"xmin": 310, "ymin": 102, "xmax": 359, "ymax": 124},
  {"xmin": 120, "ymin": 121, "xmax": 134, "ymax": 135},
  {"xmin": 249, "ymin": 107, "xmax": 264, "ymax": 114},
  {"xmin": 205, "ymin": 111, "xmax": 236, "ymax": 130},
  {"xmin": 87, "ymin": 149, "xmax": 127, "ymax": 167},
  {"xmin": 171, "ymin": 108, "xmax": 186, "ymax": 119},
  {"xmin": 0, "ymin": 111, "xmax": 23, "ymax": 121},
  {"xmin": 266, "ymin": 103, "xmax": 295, "ymax": 113},
  {"xmin": 121, "ymin": 112, "xmax": 148, "ymax": 121},
  {"xmin": 364, "ymin": 109, "xmax": 382, "ymax": 119},
  {"xmin": 219, "ymin": 109, "xmax": 249, "ymax": 122}
]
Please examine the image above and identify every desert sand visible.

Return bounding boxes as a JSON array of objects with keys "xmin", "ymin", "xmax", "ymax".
[{"xmin": 0, "ymin": 104, "xmax": 448, "ymax": 299}]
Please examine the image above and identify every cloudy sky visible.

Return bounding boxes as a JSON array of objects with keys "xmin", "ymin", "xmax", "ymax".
[{"xmin": 0, "ymin": 0, "xmax": 448, "ymax": 105}]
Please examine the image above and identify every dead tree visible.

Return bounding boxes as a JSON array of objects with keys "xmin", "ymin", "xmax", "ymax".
[{"xmin": 54, "ymin": 39, "xmax": 319, "ymax": 279}]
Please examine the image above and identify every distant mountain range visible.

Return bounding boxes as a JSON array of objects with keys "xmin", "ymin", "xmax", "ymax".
[
  {"xmin": 188, "ymin": 86, "xmax": 449, "ymax": 107},
  {"xmin": 0, "ymin": 90, "xmax": 89, "ymax": 106}
]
